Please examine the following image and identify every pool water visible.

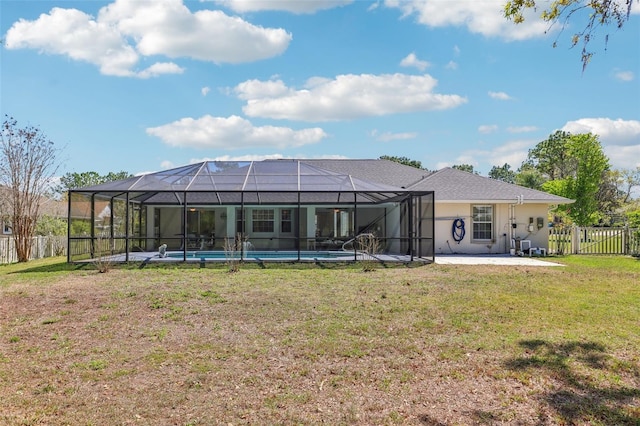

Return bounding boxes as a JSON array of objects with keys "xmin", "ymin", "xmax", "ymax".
[{"xmin": 166, "ymin": 250, "xmax": 357, "ymax": 260}]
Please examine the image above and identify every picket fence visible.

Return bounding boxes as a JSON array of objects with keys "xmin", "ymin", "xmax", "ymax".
[
  {"xmin": 549, "ymin": 226, "xmax": 640, "ymax": 256},
  {"xmin": 0, "ymin": 236, "xmax": 67, "ymax": 264}
]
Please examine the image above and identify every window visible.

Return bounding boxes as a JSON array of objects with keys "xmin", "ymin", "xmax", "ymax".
[
  {"xmin": 472, "ymin": 205, "xmax": 493, "ymax": 241},
  {"xmin": 236, "ymin": 208, "xmax": 245, "ymax": 234},
  {"xmin": 252, "ymin": 209, "xmax": 274, "ymax": 233},
  {"xmin": 281, "ymin": 209, "xmax": 292, "ymax": 233},
  {"xmin": 3, "ymin": 221, "xmax": 11, "ymax": 235}
]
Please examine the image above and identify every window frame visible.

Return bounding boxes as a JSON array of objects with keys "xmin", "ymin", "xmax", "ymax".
[
  {"xmin": 252, "ymin": 209, "xmax": 275, "ymax": 233},
  {"xmin": 280, "ymin": 209, "xmax": 293, "ymax": 234},
  {"xmin": 471, "ymin": 204, "xmax": 494, "ymax": 242}
]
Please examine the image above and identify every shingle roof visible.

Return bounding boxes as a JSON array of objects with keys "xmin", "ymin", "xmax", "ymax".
[
  {"xmin": 300, "ymin": 161, "xmax": 571, "ymax": 204},
  {"xmin": 407, "ymin": 167, "xmax": 572, "ymax": 203}
]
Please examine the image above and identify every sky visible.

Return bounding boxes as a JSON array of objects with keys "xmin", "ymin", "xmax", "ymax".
[{"xmin": 1, "ymin": 0, "xmax": 639, "ymax": 178}]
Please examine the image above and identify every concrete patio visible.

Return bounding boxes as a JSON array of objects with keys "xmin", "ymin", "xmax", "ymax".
[{"xmin": 435, "ymin": 254, "xmax": 563, "ymax": 266}]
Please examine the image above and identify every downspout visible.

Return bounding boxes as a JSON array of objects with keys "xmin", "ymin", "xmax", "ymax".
[{"xmin": 509, "ymin": 194, "xmax": 524, "ymax": 252}]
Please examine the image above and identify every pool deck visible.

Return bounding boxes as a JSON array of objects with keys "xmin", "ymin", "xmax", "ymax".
[
  {"xmin": 91, "ymin": 251, "xmax": 561, "ymax": 266},
  {"xmin": 103, "ymin": 251, "xmax": 426, "ymax": 263}
]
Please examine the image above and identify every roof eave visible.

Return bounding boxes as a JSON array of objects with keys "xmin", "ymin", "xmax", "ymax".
[{"xmin": 436, "ymin": 199, "xmax": 574, "ymax": 204}]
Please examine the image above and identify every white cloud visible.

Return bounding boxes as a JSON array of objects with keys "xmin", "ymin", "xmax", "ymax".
[
  {"xmin": 235, "ymin": 73, "xmax": 467, "ymax": 122},
  {"xmin": 400, "ymin": 52, "xmax": 430, "ymax": 71},
  {"xmin": 489, "ymin": 91, "xmax": 512, "ymax": 100},
  {"xmin": 137, "ymin": 62, "xmax": 185, "ymax": 79},
  {"xmin": 370, "ymin": 130, "xmax": 418, "ymax": 142},
  {"xmin": 195, "ymin": 153, "xmax": 287, "ymax": 162},
  {"xmin": 478, "ymin": 124, "xmax": 498, "ymax": 134},
  {"xmin": 384, "ymin": 0, "xmax": 551, "ymax": 41},
  {"xmin": 146, "ymin": 115, "xmax": 327, "ymax": 149},
  {"xmin": 201, "ymin": 87, "xmax": 211, "ymax": 96},
  {"xmin": 562, "ymin": 118, "xmax": 640, "ymax": 170},
  {"xmin": 434, "ymin": 161, "xmax": 455, "ymax": 170},
  {"xmin": 235, "ymin": 79, "xmax": 292, "ymax": 100},
  {"xmin": 213, "ymin": 0, "xmax": 353, "ymax": 14},
  {"xmin": 562, "ymin": 118, "xmax": 640, "ymax": 146},
  {"xmin": 455, "ymin": 140, "xmax": 533, "ymax": 171},
  {"xmin": 613, "ymin": 70, "xmax": 635, "ymax": 82},
  {"xmin": 445, "ymin": 61, "xmax": 458, "ymax": 70},
  {"xmin": 189, "ymin": 153, "xmax": 349, "ymax": 163},
  {"xmin": 5, "ymin": 0, "xmax": 291, "ymax": 77},
  {"xmin": 5, "ymin": 7, "xmax": 141, "ymax": 77},
  {"xmin": 604, "ymin": 145, "xmax": 640, "ymax": 169},
  {"xmin": 507, "ymin": 125, "xmax": 537, "ymax": 133},
  {"xmin": 101, "ymin": 1, "xmax": 291, "ymax": 63},
  {"xmin": 160, "ymin": 161, "xmax": 175, "ymax": 170}
]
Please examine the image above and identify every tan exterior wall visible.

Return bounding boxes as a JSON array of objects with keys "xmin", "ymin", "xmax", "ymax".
[{"xmin": 434, "ymin": 202, "xmax": 550, "ymax": 254}]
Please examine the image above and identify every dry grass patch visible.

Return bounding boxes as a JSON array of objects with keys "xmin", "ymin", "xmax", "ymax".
[{"xmin": 0, "ymin": 257, "xmax": 638, "ymax": 425}]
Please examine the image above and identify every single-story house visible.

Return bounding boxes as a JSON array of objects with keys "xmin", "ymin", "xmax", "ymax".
[{"xmin": 66, "ymin": 159, "xmax": 571, "ymax": 262}]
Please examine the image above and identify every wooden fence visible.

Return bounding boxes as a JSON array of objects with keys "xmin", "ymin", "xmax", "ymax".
[
  {"xmin": 549, "ymin": 226, "xmax": 640, "ymax": 256},
  {"xmin": 0, "ymin": 236, "xmax": 67, "ymax": 264}
]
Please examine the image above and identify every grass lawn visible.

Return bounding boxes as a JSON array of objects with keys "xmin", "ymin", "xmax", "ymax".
[{"xmin": 0, "ymin": 256, "xmax": 638, "ymax": 425}]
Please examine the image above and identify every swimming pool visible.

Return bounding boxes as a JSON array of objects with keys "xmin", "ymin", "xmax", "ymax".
[{"xmin": 166, "ymin": 250, "xmax": 359, "ymax": 261}]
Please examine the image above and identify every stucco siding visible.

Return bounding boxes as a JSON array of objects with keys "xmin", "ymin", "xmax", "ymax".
[{"xmin": 434, "ymin": 202, "xmax": 550, "ymax": 254}]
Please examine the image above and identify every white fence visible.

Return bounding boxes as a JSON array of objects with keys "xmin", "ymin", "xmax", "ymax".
[
  {"xmin": 0, "ymin": 236, "xmax": 67, "ymax": 264},
  {"xmin": 549, "ymin": 226, "xmax": 640, "ymax": 256}
]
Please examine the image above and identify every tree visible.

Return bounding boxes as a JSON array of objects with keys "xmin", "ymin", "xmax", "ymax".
[
  {"xmin": 489, "ymin": 163, "xmax": 516, "ymax": 183},
  {"xmin": 515, "ymin": 163, "xmax": 547, "ymax": 190},
  {"xmin": 617, "ymin": 167, "xmax": 640, "ymax": 204},
  {"xmin": 504, "ymin": 0, "xmax": 637, "ymax": 70},
  {"xmin": 379, "ymin": 155, "xmax": 423, "ymax": 170},
  {"xmin": 57, "ymin": 170, "xmax": 133, "ymax": 196},
  {"xmin": 539, "ymin": 133, "xmax": 610, "ymax": 225},
  {"xmin": 0, "ymin": 116, "xmax": 60, "ymax": 262},
  {"xmin": 594, "ymin": 169, "xmax": 625, "ymax": 225},
  {"xmin": 524, "ymin": 130, "xmax": 576, "ymax": 180},
  {"xmin": 452, "ymin": 164, "xmax": 478, "ymax": 174}
]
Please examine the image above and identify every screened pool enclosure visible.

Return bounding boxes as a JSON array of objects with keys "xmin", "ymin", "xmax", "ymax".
[{"xmin": 67, "ymin": 160, "xmax": 434, "ymax": 262}]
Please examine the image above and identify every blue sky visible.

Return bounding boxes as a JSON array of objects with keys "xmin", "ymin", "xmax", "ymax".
[{"xmin": 2, "ymin": 0, "xmax": 639, "ymax": 178}]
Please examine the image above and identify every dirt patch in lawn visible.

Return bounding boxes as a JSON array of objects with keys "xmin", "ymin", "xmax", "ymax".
[{"xmin": 0, "ymin": 265, "xmax": 638, "ymax": 425}]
